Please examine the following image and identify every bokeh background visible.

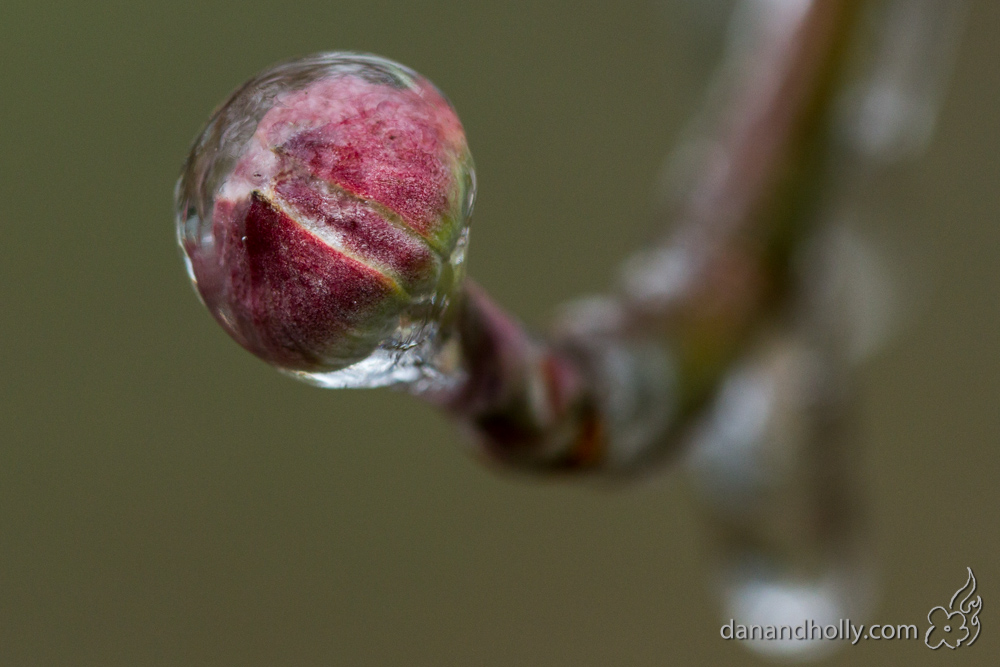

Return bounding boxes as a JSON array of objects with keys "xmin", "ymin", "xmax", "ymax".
[{"xmin": 1, "ymin": 1, "xmax": 997, "ymax": 665}]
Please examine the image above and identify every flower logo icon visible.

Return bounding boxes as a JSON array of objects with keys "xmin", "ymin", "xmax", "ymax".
[
  {"xmin": 925, "ymin": 568, "xmax": 981, "ymax": 650},
  {"xmin": 926, "ymin": 608, "xmax": 969, "ymax": 649}
]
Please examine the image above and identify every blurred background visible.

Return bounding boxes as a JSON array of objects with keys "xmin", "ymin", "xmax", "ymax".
[{"xmin": 0, "ymin": 0, "xmax": 996, "ymax": 664}]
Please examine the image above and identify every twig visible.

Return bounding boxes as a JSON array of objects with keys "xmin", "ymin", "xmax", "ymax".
[{"xmin": 419, "ymin": 0, "xmax": 865, "ymax": 475}]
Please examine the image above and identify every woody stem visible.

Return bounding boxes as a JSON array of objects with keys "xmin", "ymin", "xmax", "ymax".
[{"xmin": 415, "ymin": 0, "xmax": 865, "ymax": 475}]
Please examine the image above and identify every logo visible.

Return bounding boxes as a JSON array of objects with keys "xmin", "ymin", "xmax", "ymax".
[{"xmin": 925, "ymin": 567, "xmax": 981, "ymax": 649}]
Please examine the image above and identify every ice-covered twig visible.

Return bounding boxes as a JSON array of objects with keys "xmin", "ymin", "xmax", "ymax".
[{"xmin": 418, "ymin": 0, "xmax": 865, "ymax": 473}]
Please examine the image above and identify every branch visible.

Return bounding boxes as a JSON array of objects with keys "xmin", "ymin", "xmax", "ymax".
[{"xmin": 422, "ymin": 0, "xmax": 865, "ymax": 474}]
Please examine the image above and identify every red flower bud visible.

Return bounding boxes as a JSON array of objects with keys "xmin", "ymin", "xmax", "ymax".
[{"xmin": 176, "ymin": 53, "xmax": 475, "ymax": 386}]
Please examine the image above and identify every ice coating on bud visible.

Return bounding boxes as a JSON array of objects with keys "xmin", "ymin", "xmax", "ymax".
[{"xmin": 176, "ymin": 53, "xmax": 475, "ymax": 387}]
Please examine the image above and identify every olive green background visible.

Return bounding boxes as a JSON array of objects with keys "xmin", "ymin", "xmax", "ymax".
[{"xmin": 1, "ymin": 1, "xmax": 997, "ymax": 665}]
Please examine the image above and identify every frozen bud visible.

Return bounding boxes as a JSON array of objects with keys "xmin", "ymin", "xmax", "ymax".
[{"xmin": 176, "ymin": 53, "xmax": 475, "ymax": 387}]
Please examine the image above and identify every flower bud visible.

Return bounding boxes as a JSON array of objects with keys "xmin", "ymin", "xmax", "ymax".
[{"xmin": 176, "ymin": 53, "xmax": 475, "ymax": 386}]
